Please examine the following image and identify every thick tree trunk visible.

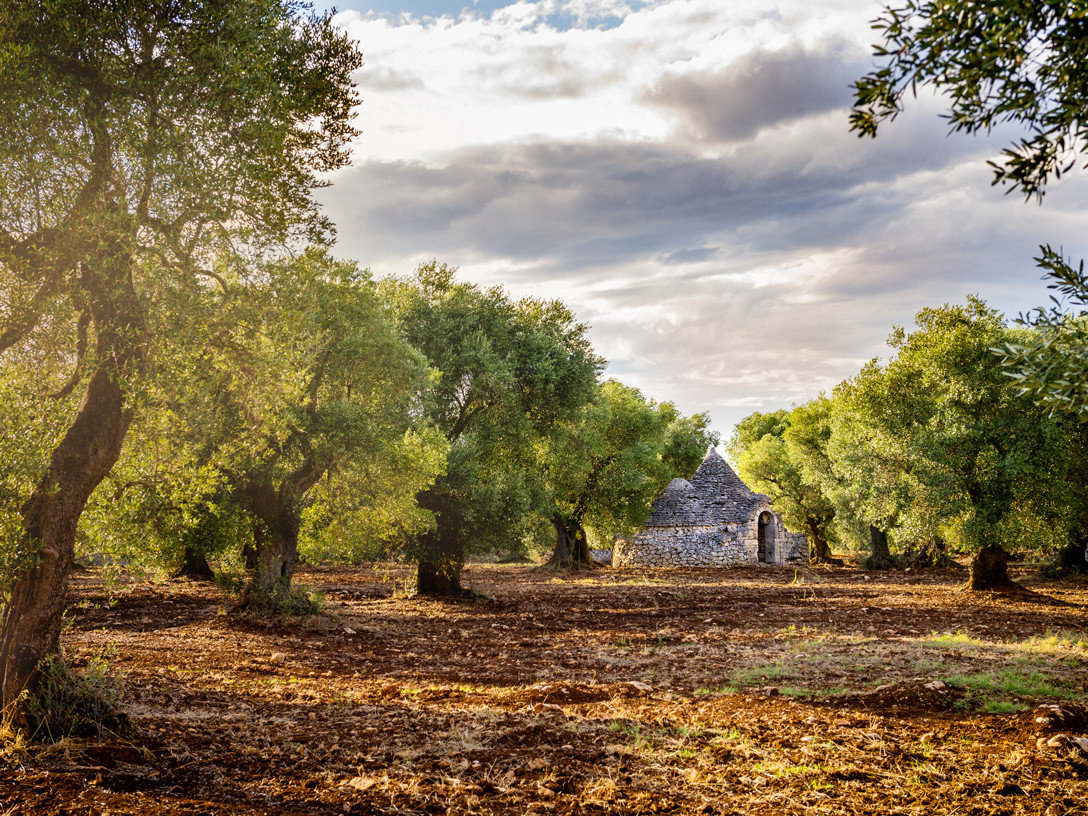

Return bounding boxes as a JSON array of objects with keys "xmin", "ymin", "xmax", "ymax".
[
  {"xmin": 805, "ymin": 518, "xmax": 843, "ymax": 566},
  {"xmin": 237, "ymin": 485, "xmax": 301, "ymax": 612},
  {"xmin": 864, "ymin": 525, "xmax": 896, "ymax": 570},
  {"xmin": 1, "ymin": 235, "xmax": 140, "ymax": 714},
  {"xmin": 968, "ymin": 543, "xmax": 1018, "ymax": 590},
  {"xmin": 174, "ymin": 546, "xmax": 215, "ymax": 581},
  {"xmin": 1058, "ymin": 539, "xmax": 1088, "ymax": 573},
  {"xmin": 416, "ymin": 532, "xmax": 468, "ymax": 596},
  {"xmin": 0, "ymin": 366, "xmax": 132, "ymax": 712},
  {"xmin": 242, "ymin": 539, "xmax": 258, "ymax": 571},
  {"xmin": 546, "ymin": 517, "xmax": 598, "ymax": 570}
]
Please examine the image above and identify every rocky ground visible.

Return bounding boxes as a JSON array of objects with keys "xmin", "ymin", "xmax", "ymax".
[{"xmin": 2, "ymin": 562, "xmax": 1087, "ymax": 815}]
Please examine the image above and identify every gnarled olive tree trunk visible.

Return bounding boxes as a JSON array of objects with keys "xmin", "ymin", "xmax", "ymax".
[
  {"xmin": 805, "ymin": 518, "xmax": 842, "ymax": 566},
  {"xmin": 968, "ymin": 543, "xmax": 1017, "ymax": 591},
  {"xmin": 173, "ymin": 546, "xmax": 215, "ymax": 581},
  {"xmin": 1, "ymin": 246, "xmax": 141, "ymax": 712},
  {"xmin": 864, "ymin": 525, "xmax": 896, "ymax": 570},
  {"xmin": 416, "ymin": 530, "xmax": 469, "ymax": 596},
  {"xmin": 236, "ymin": 482, "xmax": 305, "ymax": 612},
  {"xmin": 546, "ymin": 516, "xmax": 597, "ymax": 570}
]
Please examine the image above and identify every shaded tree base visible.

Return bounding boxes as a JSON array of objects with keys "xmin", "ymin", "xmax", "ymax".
[
  {"xmin": 233, "ymin": 581, "xmax": 320, "ymax": 616},
  {"xmin": 1049, "ymin": 542, "xmax": 1088, "ymax": 576},
  {"xmin": 963, "ymin": 543, "xmax": 1058, "ymax": 603},
  {"xmin": 863, "ymin": 526, "xmax": 897, "ymax": 570},
  {"xmin": 862, "ymin": 554, "xmax": 898, "ymax": 570},
  {"xmin": 415, "ymin": 560, "xmax": 476, "ymax": 599},
  {"xmin": 542, "ymin": 554, "xmax": 601, "ymax": 572},
  {"xmin": 967, "ymin": 543, "xmax": 1017, "ymax": 591},
  {"xmin": 172, "ymin": 548, "xmax": 215, "ymax": 582}
]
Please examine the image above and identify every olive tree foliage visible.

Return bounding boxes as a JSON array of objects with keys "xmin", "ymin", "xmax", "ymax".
[
  {"xmin": 851, "ymin": 1, "xmax": 1088, "ymax": 417},
  {"xmin": 0, "ymin": 0, "xmax": 361, "ymax": 711},
  {"xmin": 729, "ymin": 400, "xmax": 842, "ymax": 565},
  {"xmin": 1001, "ymin": 246, "xmax": 1088, "ymax": 420},
  {"xmin": 543, "ymin": 379, "xmax": 717, "ymax": 570},
  {"xmin": 381, "ymin": 262, "xmax": 602, "ymax": 596},
  {"xmin": 851, "ymin": 0, "xmax": 1088, "ymax": 200},
  {"xmin": 84, "ymin": 251, "xmax": 445, "ymax": 610},
  {"xmin": 829, "ymin": 299, "xmax": 1080, "ymax": 584},
  {"xmin": 224, "ymin": 255, "xmax": 443, "ymax": 610}
]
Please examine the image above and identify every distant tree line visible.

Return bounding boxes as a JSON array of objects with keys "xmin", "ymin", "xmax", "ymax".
[{"xmin": 729, "ymin": 297, "xmax": 1088, "ymax": 586}]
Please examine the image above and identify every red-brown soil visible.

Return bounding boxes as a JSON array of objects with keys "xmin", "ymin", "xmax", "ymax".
[{"xmin": 2, "ymin": 563, "xmax": 1088, "ymax": 815}]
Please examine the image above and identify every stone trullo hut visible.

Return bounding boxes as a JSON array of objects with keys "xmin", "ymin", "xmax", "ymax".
[{"xmin": 613, "ymin": 448, "xmax": 808, "ymax": 567}]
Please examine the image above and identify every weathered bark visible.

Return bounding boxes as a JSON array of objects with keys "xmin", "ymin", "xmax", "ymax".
[
  {"xmin": 236, "ymin": 482, "xmax": 302, "ymax": 612},
  {"xmin": 546, "ymin": 517, "xmax": 598, "ymax": 570},
  {"xmin": 864, "ymin": 525, "xmax": 896, "ymax": 570},
  {"xmin": 242, "ymin": 540, "xmax": 258, "ymax": 572},
  {"xmin": 0, "ymin": 367, "xmax": 133, "ymax": 712},
  {"xmin": 968, "ymin": 543, "xmax": 1018, "ymax": 590},
  {"xmin": 173, "ymin": 546, "xmax": 215, "ymax": 581},
  {"xmin": 416, "ymin": 532, "xmax": 469, "ymax": 597},
  {"xmin": 805, "ymin": 518, "xmax": 843, "ymax": 566},
  {"xmin": 0, "ymin": 236, "xmax": 141, "ymax": 714}
]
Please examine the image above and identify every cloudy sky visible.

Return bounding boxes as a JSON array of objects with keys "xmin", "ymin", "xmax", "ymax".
[{"xmin": 312, "ymin": 0, "xmax": 1088, "ymax": 438}]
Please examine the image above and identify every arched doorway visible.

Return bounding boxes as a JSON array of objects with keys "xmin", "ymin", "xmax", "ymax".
[{"xmin": 757, "ymin": 512, "xmax": 775, "ymax": 563}]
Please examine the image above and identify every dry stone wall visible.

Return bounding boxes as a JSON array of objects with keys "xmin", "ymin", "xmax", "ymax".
[
  {"xmin": 615, "ymin": 501, "xmax": 809, "ymax": 567},
  {"xmin": 613, "ymin": 526, "xmax": 754, "ymax": 568}
]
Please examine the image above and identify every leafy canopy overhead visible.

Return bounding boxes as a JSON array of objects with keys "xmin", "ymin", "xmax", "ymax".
[{"xmin": 851, "ymin": 0, "xmax": 1088, "ymax": 199}]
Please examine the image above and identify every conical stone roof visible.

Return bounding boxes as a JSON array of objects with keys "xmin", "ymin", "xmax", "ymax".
[
  {"xmin": 642, "ymin": 478, "xmax": 706, "ymax": 527},
  {"xmin": 690, "ymin": 448, "xmax": 766, "ymax": 524},
  {"xmin": 639, "ymin": 449, "xmax": 769, "ymax": 529}
]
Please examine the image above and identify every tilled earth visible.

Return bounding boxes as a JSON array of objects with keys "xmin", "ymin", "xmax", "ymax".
[{"xmin": 2, "ymin": 563, "xmax": 1088, "ymax": 815}]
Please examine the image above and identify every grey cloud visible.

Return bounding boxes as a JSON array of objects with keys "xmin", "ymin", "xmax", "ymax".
[
  {"xmin": 664, "ymin": 246, "xmax": 718, "ymax": 264},
  {"xmin": 645, "ymin": 40, "xmax": 868, "ymax": 141},
  {"xmin": 317, "ymin": 95, "xmax": 1088, "ymax": 436},
  {"xmin": 326, "ymin": 106, "xmax": 987, "ymax": 272},
  {"xmin": 357, "ymin": 64, "xmax": 425, "ymax": 92}
]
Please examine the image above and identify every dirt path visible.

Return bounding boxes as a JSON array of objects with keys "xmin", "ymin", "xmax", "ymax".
[{"xmin": 2, "ymin": 564, "xmax": 1087, "ymax": 814}]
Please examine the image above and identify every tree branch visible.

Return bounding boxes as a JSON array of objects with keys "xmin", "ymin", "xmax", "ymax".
[{"xmin": 49, "ymin": 309, "xmax": 92, "ymax": 399}]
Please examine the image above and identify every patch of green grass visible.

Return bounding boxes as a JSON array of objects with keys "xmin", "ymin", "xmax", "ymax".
[
  {"xmin": 1018, "ymin": 630, "xmax": 1088, "ymax": 656},
  {"xmin": 730, "ymin": 663, "xmax": 792, "ymax": 686},
  {"xmin": 944, "ymin": 668, "xmax": 1084, "ymax": 707},
  {"xmin": 982, "ymin": 700, "xmax": 1025, "ymax": 714},
  {"xmin": 607, "ymin": 720, "xmax": 654, "ymax": 754},
  {"xmin": 908, "ymin": 656, "xmax": 950, "ymax": 674},
  {"xmin": 919, "ymin": 631, "xmax": 985, "ymax": 649},
  {"xmin": 780, "ymin": 686, "xmax": 846, "ymax": 698}
]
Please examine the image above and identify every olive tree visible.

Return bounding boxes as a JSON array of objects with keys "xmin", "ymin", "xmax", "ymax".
[
  {"xmin": 544, "ymin": 380, "xmax": 717, "ymax": 570},
  {"xmin": 382, "ymin": 262, "xmax": 602, "ymax": 596},
  {"xmin": 830, "ymin": 299, "xmax": 1079, "ymax": 588},
  {"xmin": 851, "ymin": 1, "xmax": 1088, "ymax": 416},
  {"xmin": 0, "ymin": 0, "xmax": 361, "ymax": 712}
]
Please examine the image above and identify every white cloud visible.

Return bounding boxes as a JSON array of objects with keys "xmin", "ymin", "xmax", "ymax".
[{"xmin": 322, "ymin": 0, "xmax": 1088, "ymax": 435}]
